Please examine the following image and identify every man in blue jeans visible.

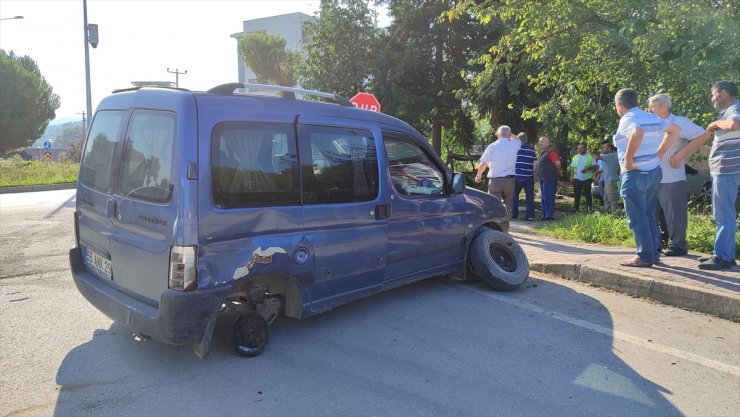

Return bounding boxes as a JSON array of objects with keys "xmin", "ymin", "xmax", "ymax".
[
  {"xmin": 537, "ymin": 136, "xmax": 562, "ymax": 220},
  {"xmin": 613, "ymin": 88, "xmax": 679, "ymax": 267},
  {"xmin": 671, "ymin": 80, "xmax": 740, "ymax": 270},
  {"xmin": 512, "ymin": 132, "xmax": 536, "ymax": 220}
]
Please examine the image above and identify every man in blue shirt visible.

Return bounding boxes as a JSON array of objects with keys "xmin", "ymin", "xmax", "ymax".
[
  {"xmin": 613, "ymin": 88, "xmax": 679, "ymax": 268},
  {"xmin": 512, "ymin": 132, "xmax": 537, "ymax": 220}
]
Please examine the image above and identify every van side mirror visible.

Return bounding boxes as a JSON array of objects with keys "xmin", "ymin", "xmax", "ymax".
[{"xmin": 452, "ymin": 173, "xmax": 465, "ymax": 194}]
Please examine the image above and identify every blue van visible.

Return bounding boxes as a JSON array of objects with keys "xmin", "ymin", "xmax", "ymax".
[{"xmin": 69, "ymin": 83, "xmax": 529, "ymax": 358}]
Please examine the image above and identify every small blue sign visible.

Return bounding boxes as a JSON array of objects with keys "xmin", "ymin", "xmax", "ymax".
[{"xmin": 43, "ymin": 141, "xmax": 52, "ymax": 149}]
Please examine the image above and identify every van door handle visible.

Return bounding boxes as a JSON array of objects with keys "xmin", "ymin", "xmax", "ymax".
[
  {"xmin": 374, "ymin": 204, "xmax": 391, "ymax": 220},
  {"xmin": 106, "ymin": 198, "xmax": 117, "ymax": 219}
]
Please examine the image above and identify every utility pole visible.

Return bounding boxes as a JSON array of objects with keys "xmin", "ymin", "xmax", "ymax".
[
  {"xmin": 167, "ymin": 68, "xmax": 187, "ymax": 88},
  {"xmin": 77, "ymin": 111, "xmax": 87, "ymax": 139}
]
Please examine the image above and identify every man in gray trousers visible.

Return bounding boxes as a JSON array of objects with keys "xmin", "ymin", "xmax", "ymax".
[{"xmin": 648, "ymin": 93, "xmax": 710, "ymax": 256}]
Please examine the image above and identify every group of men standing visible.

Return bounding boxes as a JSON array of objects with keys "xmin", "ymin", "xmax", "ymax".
[
  {"xmin": 474, "ymin": 127, "xmax": 562, "ymax": 222},
  {"xmin": 474, "ymin": 80, "xmax": 739, "ymax": 271}
]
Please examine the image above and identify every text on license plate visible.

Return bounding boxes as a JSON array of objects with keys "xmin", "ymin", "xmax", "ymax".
[{"xmin": 84, "ymin": 247, "xmax": 112, "ymax": 280}]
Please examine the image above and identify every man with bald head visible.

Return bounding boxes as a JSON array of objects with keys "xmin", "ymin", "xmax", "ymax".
[{"xmin": 475, "ymin": 125, "xmax": 521, "ymax": 216}]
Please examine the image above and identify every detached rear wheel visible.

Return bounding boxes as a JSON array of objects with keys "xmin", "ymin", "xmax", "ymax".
[
  {"xmin": 469, "ymin": 229, "xmax": 529, "ymax": 290},
  {"xmin": 232, "ymin": 312, "xmax": 269, "ymax": 357}
]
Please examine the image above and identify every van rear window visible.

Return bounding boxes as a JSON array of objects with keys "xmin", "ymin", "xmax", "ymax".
[
  {"xmin": 119, "ymin": 111, "xmax": 176, "ymax": 203},
  {"xmin": 79, "ymin": 111, "xmax": 124, "ymax": 192},
  {"xmin": 211, "ymin": 122, "xmax": 300, "ymax": 208}
]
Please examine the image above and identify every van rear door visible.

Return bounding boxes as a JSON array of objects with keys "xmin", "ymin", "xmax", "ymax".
[
  {"xmin": 76, "ymin": 111, "xmax": 126, "ymax": 289},
  {"xmin": 107, "ymin": 110, "xmax": 179, "ymax": 303}
]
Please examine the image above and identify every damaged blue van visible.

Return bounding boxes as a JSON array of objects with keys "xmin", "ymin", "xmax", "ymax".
[{"xmin": 69, "ymin": 83, "xmax": 529, "ymax": 358}]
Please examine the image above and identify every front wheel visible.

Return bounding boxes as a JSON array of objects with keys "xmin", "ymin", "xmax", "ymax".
[{"xmin": 469, "ymin": 229, "xmax": 529, "ymax": 291}]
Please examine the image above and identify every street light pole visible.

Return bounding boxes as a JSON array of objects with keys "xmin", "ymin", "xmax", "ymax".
[{"xmin": 83, "ymin": 0, "xmax": 92, "ymax": 131}]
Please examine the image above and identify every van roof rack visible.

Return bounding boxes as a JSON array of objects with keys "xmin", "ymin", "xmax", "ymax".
[{"xmin": 207, "ymin": 83, "xmax": 353, "ymax": 107}]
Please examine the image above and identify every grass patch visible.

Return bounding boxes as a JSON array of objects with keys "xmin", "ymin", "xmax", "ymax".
[
  {"xmin": 537, "ymin": 210, "xmax": 739, "ymax": 257},
  {"xmin": 538, "ymin": 212, "xmax": 635, "ymax": 247},
  {"xmin": 0, "ymin": 156, "xmax": 78, "ymax": 187}
]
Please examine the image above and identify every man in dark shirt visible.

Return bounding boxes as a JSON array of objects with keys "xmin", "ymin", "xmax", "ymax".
[
  {"xmin": 537, "ymin": 136, "xmax": 562, "ymax": 220},
  {"xmin": 512, "ymin": 132, "xmax": 537, "ymax": 220}
]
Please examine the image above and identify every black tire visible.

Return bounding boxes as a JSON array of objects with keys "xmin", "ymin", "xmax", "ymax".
[
  {"xmin": 232, "ymin": 312, "xmax": 269, "ymax": 357},
  {"xmin": 469, "ymin": 229, "xmax": 529, "ymax": 291}
]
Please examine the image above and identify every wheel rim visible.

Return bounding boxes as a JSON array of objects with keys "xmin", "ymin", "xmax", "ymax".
[
  {"xmin": 489, "ymin": 244, "xmax": 516, "ymax": 272},
  {"xmin": 234, "ymin": 314, "xmax": 268, "ymax": 353}
]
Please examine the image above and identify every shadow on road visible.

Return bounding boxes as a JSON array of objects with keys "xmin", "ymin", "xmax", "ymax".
[{"xmin": 53, "ymin": 278, "xmax": 681, "ymax": 416}]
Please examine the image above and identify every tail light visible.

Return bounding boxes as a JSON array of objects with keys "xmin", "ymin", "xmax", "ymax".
[{"xmin": 169, "ymin": 246, "xmax": 197, "ymax": 291}]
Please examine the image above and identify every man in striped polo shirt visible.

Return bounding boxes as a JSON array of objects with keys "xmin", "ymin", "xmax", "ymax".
[
  {"xmin": 648, "ymin": 93, "xmax": 709, "ymax": 257},
  {"xmin": 671, "ymin": 80, "xmax": 740, "ymax": 270},
  {"xmin": 512, "ymin": 132, "xmax": 537, "ymax": 220},
  {"xmin": 613, "ymin": 88, "xmax": 679, "ymax": 268}
]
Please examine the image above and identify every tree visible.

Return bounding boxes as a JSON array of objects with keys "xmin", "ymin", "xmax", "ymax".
[
  {"xmin": 299, "ymin": 0, "xmax": 378, "ymax": 98},
  {"xmin": 237, "ymin": 32, "xmax": 301, "ymax": 86},
  {"xmin": 454, "ymin": 0, "xmax": 738, "ymax": 155},
  {"xmin": 373, "ymin": 0, "xmax": 492, "ymax": 155},
  {"xmin": 0, "ymin": 50, "xmax": 60, "ymax": 153}
]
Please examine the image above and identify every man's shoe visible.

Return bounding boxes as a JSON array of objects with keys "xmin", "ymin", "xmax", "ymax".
[
  {"xmin": 698, "ymin": 256, "xmax": 735, "ymax": 270},
  {"xmin": 663, "ymin": 247, "xmax": 687, "ymax": 257},
  {"xmin": 697, "ymin": 255, "xmax": 736, "ymax": 265}
]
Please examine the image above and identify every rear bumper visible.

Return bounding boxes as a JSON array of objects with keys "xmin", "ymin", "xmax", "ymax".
[{"xmin": 70, "ymin": 247, "xmax": 231, "ymax": 345}]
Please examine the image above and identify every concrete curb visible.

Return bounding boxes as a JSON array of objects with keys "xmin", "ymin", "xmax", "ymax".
[
  {"xmin": 531, "ymin": 262, "xmax": 740, "ymax": 323},
  {"xmin": 0, "ymin": 183, "xmax": 76, "ymax": 194}
]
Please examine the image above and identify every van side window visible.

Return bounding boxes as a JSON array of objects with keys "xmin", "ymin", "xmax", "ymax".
[
  {"xmin": 212, "ymin": 122, "xmax": 300, "ymax": 208},
  {"xmin": 79, "ymin": 111, "xmax": 124, "ymax": 192},
  {"xmin": 119, "ymin": 111, "xmax": 176, "ymax": 203},
  {"xmin": 385, "ymin": 137, "xmax": 445, "ymax": 196},
  {"xmin": 300, "ymin": 126, "xmax": 378, "ymax": 205}
]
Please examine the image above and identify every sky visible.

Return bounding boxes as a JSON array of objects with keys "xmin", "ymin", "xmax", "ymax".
[{"xmin": 0, "ymin": 0, "xmax": 388, "ymax": 123}]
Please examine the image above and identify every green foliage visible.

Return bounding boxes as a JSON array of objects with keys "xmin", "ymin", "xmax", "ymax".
[
  {"xmin": 539, "ymin": 212, "xmax": 636, "ymax": 247},
  {"xmin": 0, "ymin": 50, "xmax": 60, "ymax": 153},
  {"xmin": 372, "ymin": 0, "xmax": 489, "ymax": 154},
  {"xmin": 453, "ymin": 0, "xmax": 739, "ymax": 152},
  {"xmin": 237, "ymin": 32, "xmax": 300, "ymax": 86},
  {"xmin": 0, "ymin": 156, "xmax": 78, "ymax": 187},
  {"xmin": 299, "ymin": 0, "xmax": 378, "ymax": 98},
  {"xmin": 538, "ymin": 211, "xmax": 738, "ymax": 257}
]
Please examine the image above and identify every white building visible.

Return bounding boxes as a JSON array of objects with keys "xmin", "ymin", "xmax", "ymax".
[{"xmin": 230, "ymin": 12, "xmax": 313, "ymax": 84}]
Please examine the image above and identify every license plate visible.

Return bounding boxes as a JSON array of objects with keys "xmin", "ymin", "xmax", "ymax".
[{"xmin": 83, "ymin": 246, "xmax": 112, "ymax": 280}]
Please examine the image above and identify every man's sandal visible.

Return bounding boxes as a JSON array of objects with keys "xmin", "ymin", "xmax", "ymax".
[{"xmin": 619, "ymin": 256, "xmax": 652, "ymax": 268}]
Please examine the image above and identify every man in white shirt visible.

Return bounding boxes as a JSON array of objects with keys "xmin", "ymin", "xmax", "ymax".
[
  {"xmin": 648, "ymin": 93, "xmax": 710, "ymax": 256},
  {"xmin": 475, "ymin": 125, "xmax": 521, "ymax": 217},
  {"xmin": 613, "ymin": 88, "xmax": 679, "ymax": 268}
]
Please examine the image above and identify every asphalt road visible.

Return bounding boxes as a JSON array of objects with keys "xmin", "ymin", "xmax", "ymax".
[{"xmin": 1, "ymin": 190, "xmax": 739, "ymax": 417}]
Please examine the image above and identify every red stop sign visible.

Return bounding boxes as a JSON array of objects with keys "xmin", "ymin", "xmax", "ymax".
[{"xmin": 349, "ymin": 92, "xmax": 381, "ymax": 112}]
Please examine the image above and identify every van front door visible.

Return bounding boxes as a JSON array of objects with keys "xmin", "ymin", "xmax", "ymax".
[{"xmin": 382, "ymin": 134, "xmax": 467, "ymax": 286}]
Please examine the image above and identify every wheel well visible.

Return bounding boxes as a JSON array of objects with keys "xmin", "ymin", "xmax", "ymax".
[
  {"xmin": 484, "ymin": 222, "xmax": 503, "ymax": 232},
  {"xmin": 230, "ymin": 273, "xmax": 303, "ymax": 319}
]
